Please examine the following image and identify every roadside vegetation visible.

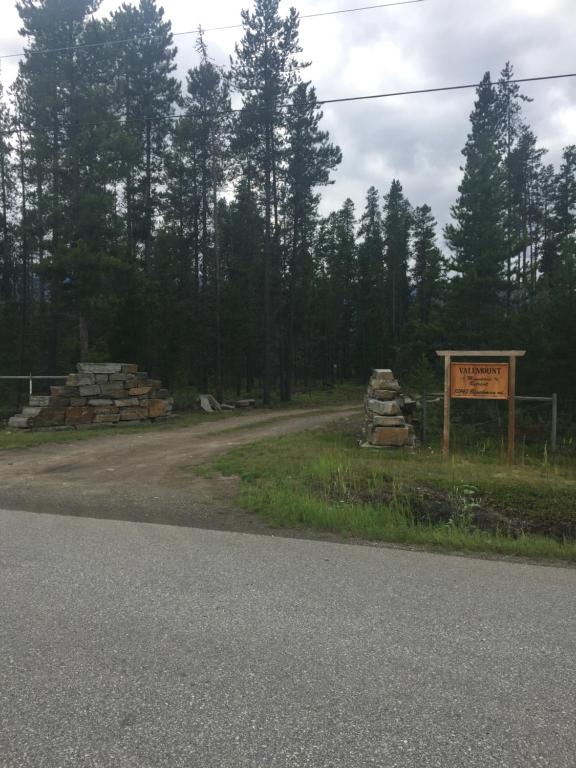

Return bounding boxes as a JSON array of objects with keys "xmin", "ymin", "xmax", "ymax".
[{"xmin": 206, "ymin": 419, "xmax": 576, "ymax": 562}]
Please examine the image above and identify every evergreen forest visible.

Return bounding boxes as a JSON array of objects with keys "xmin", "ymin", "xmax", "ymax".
[{"xmin": 0, "ymin": 0, "xmax": 575, "ymax": 404}]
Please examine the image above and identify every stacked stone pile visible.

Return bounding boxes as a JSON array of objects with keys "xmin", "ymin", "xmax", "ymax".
[
  {"xmin": 362, "ymin": 368, "xmax": 416, "ymax": 448},
  {"xmin": 8, "ymin": 363, "xmax": 174, "ymax": 430}
]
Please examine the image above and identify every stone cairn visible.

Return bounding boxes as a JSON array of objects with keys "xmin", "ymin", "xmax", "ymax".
[
  {"xmin": 8, "ymin": 363, "xmax": 174, "ymax": 431},
  {"xmin": 361, "ymin": 368, "xmax": 416, "ymax": 449}
]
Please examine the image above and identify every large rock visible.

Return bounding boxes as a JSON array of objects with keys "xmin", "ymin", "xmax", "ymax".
[
  {"xmin": 371, "ymin": 369, "xmax": 395, "ymax": 382},
  {"xmin": 370, "ymin": 379, "xmax": 401, "ymax": 392},
  {"xmin": 366, "ymin": 398, "xmax": 401, "ymax": 417},
  {"xmin": 32, "ymin": 408, "xmax": 67, "ymax": 428},
  {"xmin": 148, "ymin": 399, "xmax": 167, "ymax": 419},
  {"xmin": 128, "ymin": 386, "xmax": 153, "ymax": 397},
  {"xmin": 372, "ymin": 415, "xmax": 406, "ymax": 427},
  {"xmin": 8, "ymin": 415, "xmax": 32, "ymax": 429},
  {"xmin": 79, "ymin": 385, "xmax": 101, "ymax": 397},
  {"xmin": 100, "ymin": 385, "xmax": 129, "ymax": 398},
  {"xmin": 77, "ymin": 363, "xmax": 123, "ymax": 374},
  {"xmin": 119, "ymin": 407, "xmax": 148, "ymax": 421},
  {"xmin": 93, "ymin": 413, "xmax": 121, "ymax": 424},
  {"xmin": 66, "ymin": 407, "xmax": 93, "ymax": 426},
  {"xmin": 370, "ymin": 426, "xmax": 413, "ymax": 447},
  {"xmin": 370, "ymin": 389, "xmax": 397, "ymax": 401},
  {"xmin": 49, "ymin": 397, "xmax": 71, "ymax": 407},
  {"xmin": 29, "ymin": 396, "xmax": 51, "ymax": 408}
]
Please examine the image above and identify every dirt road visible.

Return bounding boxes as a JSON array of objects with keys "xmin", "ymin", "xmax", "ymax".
[{"xmin": 0, "ymin": 407, "xmax": 359, "ymax": 532}]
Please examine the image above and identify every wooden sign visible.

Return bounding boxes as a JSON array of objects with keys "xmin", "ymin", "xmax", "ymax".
[
  {"xmin": 436, "ymin": 350, "xmax": 526, "ymax": 465},
  {"xmin": 450, "ymin": 362, "xmax": 509, "ymax": 400}
]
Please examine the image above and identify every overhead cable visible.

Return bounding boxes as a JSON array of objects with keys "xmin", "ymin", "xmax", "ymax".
[{"xmin": 0, "ymin": 0, "xmax": 427, "ymax": 61}]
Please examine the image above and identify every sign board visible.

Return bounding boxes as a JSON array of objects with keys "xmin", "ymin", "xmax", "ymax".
[
  {"xmin": 436, "ymin": 350, "xmax": 526, "ymax": 465},
  {"xmin": 450, "ymin": 362, "xmax": 509, "ymax": 400}
]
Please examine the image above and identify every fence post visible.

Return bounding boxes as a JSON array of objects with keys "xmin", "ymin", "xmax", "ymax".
[
  {"xmin": 421, "ymin": 392, "xmax": 428, "ymax": 447},
  {"xmin": 551, "ymin": 393, "xmax": 558, "ymax": 453},
  {"xmin": 29, "ymin": 372, "xmax": 33, "ymax": 398}
]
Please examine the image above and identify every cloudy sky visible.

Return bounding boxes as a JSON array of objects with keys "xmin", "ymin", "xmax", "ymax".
[{"xmin": 1, "ymin": 0, "xmax": 575, "ymax": 234}]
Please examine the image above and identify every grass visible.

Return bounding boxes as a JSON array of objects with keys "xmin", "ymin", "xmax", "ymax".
[{"xmin": 206, "ymin": 421, "xmax": 576, "ymax": 562}]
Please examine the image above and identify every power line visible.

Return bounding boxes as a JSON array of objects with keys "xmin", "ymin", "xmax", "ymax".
[
  {"xmin": 317, "ymin": 72, "xmax": 576, "ymax": 105},
  {"xmin": 2, "ymin": 71, "xmax": 574, "ymax": 137},
  {"xmin": 0, "ymin": 1, "xmax": 426, "ymax": 62}
]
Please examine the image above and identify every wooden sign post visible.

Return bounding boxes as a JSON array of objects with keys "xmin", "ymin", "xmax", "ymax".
[{"xmin": 436, "ymin": 350, "xmax": 526, "ymax": 464}]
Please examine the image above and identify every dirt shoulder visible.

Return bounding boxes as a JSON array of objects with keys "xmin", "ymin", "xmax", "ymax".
[{"xmin": 0, "ymin": 406, "xmax": 360, "ymax": 534}]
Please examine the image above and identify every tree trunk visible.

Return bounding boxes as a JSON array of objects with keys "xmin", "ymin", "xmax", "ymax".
[{"xmin": 78, "ymin": 313, "xmax": 89, "ymax": 362}]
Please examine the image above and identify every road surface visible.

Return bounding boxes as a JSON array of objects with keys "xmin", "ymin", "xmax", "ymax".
[{"xmin": 1, "ymin": 509, "xmax": 574, "ymax": 768}]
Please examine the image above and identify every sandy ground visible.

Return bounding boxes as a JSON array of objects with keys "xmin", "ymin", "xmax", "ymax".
[{"xmin": 0, "ymin": 407, "xmax": 359, "ymax": 533}]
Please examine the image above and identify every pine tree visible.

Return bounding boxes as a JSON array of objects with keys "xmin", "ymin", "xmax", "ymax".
[
  {"xmin": 356, "ymin": 186, "xmax": 385, "ymax": 373},
  {"xmin": 316, "ymin": 199, "xmax": 357, "ymax": 381},
  {"xmin": 445, "ymin": 72, "xmax": 507, "ymax": 345},
  {"xmin": 412, "ymin": 204, "xmax": 445, "ymax": 326},
  {"xmin": 281, "ymin": 82, "xmax": 341, "ymax": 399},
  {"xmin": 383, "ymin": 179, "xmax": 412, "ymax": 355},
  {"xmin": 109, "ymin": 0, "xmax": 180, "ymax": 268},
  {"xmin": 232, "ymin": 0, "xmax": 304, "ymax": 403}
]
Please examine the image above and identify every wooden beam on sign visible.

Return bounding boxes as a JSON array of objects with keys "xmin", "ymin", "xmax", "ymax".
[
  {"xmin": 507, "ymin": 355, "xmax": 517, "ymax": 465},
  {"xmin": 436, "ymin": 350, "xmax": 526, "ymax": 358},
  {"xmin": 443, "ymin": 354, "xmax": 451, "ymax": 458}
]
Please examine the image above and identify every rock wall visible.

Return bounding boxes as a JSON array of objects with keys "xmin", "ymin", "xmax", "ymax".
[
  {"xmin": 8, "ymin": 363, "xmax": 174, "ymax": 431},
  {"xmin": 362, "ymin": 368, "xmax": 416, "ymax": 449}
]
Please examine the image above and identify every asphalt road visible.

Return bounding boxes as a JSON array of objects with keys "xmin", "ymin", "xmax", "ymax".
[{"xmin": 1, "ymin": 509, "xmax": 575, "ymax": 768}]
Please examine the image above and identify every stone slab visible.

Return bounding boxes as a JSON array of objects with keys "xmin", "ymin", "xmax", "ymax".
[
  {"xmin": 91, "ymin": 406, "xmax": 119, "ymax": 416},
  {"xmin": 32, "ymin": 408, "xmax": 67, "ymax": 428},
  {"xmin": 370, "ymin": 426, "xmax": 412, "ymax": 447},
  {"xmin": 370, "ymin": 389, "xmax": 397, "ymax": 401},
  {"xmin": 99, "ymin": 385, "xmax": 129, "ymax": 398},
  {"xmin": 77, "ymin": 363, "xmax": 123, "ymax": 374},
  {"xmin": 48, "ymin": 397, "xmax": 70, "ymax": 408},
  {"xmin": 70, "ymin": 398, "xmax": 88, "ymax": 407},
  {"xmin": 121, "ymin": 364, "xmax": 139, "ymax": 374},
  {"xmin": 29, "ymin": 396, "xmax": 51, "ymax": 408},
  {"xmin": 114, "ymin": 399, "xmax": 137, "ymax": 408},
  {"xmin": 371, "ymin": 369, "xmax": 394, "ymax": 381},
  {"xmin": 22, "ymin": 407, "xmax": 43, "ymax": 418},
  {"xmin": 372, "ymin": 415, "xmax": 407, "ymax": 427},
  {"xmin": 50, "ymin": 386, "xmax": 76, "ymax": 397},
  {"xmin": 369, "ymin": 379, "xmax": 401, "ymax": 392},
  {"xmin": 76, "ymin": 376, "xmax": 96, "ymax": 386},
  {"xmin": 93, "ymin": 413, "xmax": 121, "ymax": 424},
  {"xmin": 148, "ymin": 399, "xmax": 167, "ymax": 419},
  {"xmin": 366, "ymin": 398, "xmax": 401, "ymax": 417},
  {"xmin": 119, "ymin": 408, "xmax": 149, "ymax": 421},
  {"xmin": 128, "ymin": 387, "xmax": 153, "ymax": 397},
  {"xmin": 66, "ymin": 407, "xmax": 93, "ymax": 426},
  {"xmin": 79, "ymin": 385, "xmax": 101, "ymax": 397},
  {"xmin": 8, "ymin": 416, "xmax": 31, "ymax": 429},
  {"xmin": 88, "ymin": 399, "xmax": 115, "ymax": 407}
]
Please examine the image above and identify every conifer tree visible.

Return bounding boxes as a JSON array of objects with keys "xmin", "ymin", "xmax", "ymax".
[
  {"xmin": 383, "ymin": 179, "xmax": 412, "ymax": 354},
  {"xmin": 356, "ymin": 186, "xmax": 385, "ymax": 373},
  {"xmin": 232, "ymin": 0, "xmax": 304, "ymax": 403},
  {"xmin": 445, "ymin": 73, "xmax": 507, "ymax": 345}
]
